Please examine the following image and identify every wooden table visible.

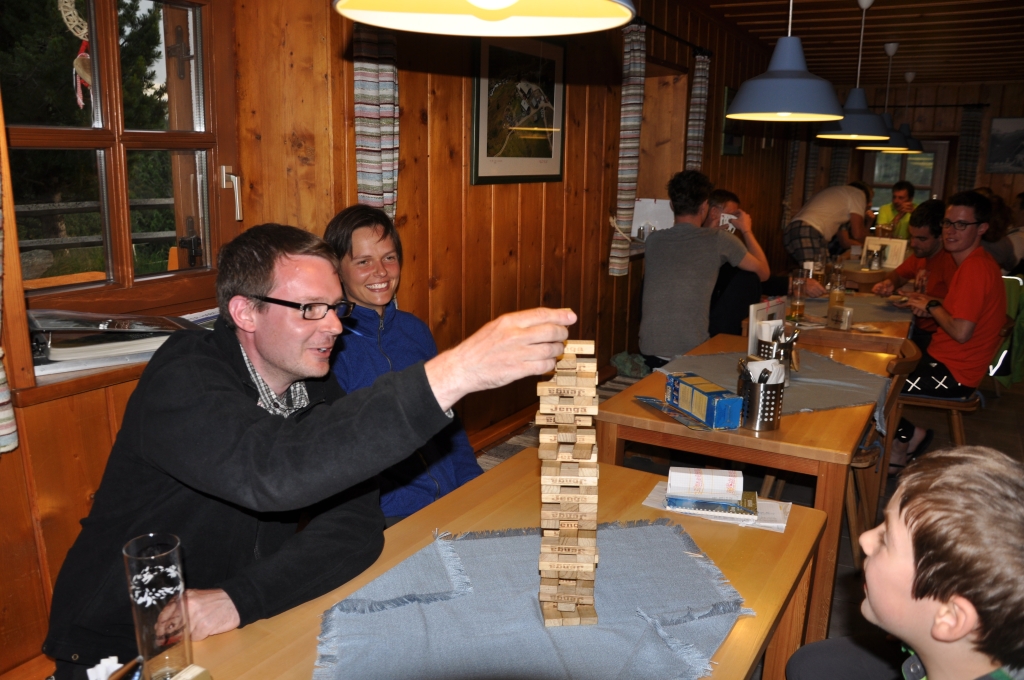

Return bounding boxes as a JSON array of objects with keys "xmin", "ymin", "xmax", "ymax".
[
  {"xmin": 194, "ymin": 450, "xmax": 825, "ymax": 680},
  {"xmin": 596, "ymin": 334, "xmax": 894, "ymax": 644},
  {"xmin": 841, "ymin": 260, "xmax": 889, "ymax": 290}
]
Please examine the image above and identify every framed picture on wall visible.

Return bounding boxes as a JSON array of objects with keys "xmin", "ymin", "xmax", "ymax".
[
  {"xmin": 471, "ymin": 38, "xmax": 565, "ymax": 185},
  {"xmin": 721, "ymin": 87, "xmax": 744, "ymax": 156},
  {"xmin": 985, "ymin": 118, "xmax": 1024, "ymax": 174}
]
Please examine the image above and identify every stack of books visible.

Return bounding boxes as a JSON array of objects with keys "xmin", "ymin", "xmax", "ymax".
[{"xmin": 663, "ymin": 467, "xmax": 758, "ymax": 525}]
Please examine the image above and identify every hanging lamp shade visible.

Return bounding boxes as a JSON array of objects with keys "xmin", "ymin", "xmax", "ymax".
[
  {"xmin": 883, "ymin": 124, "xmax": 923, "ymax": 154},
  {"xmin": 726, "ymin": 37, "xmax": 843, "ymax": 121},
  {"xmin": 332, "ymin": 0, "xmax": 635, "ymax": 37},
  {"xmin": 816, "ymin": 88, "xmax": 889, "ymax": 140},
  {"xmin": 856, "ymin": 113, "xmax": 907, "ymax": 151}
]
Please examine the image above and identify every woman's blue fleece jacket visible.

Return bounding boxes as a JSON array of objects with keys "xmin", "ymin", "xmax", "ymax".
[{"xmin": 331, "ymin": 300, "xmax": 483, "ymax": 518}]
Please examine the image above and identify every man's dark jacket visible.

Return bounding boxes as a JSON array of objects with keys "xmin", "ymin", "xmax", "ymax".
[{"xmin": 43, "ymin": 318, "xmax": 452, "ymax": 665}]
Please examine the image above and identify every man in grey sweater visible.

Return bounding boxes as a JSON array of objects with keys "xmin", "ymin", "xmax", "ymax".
[{"xmin": 639, "ymin": 171, "xmax": 770, "ymax": 369}]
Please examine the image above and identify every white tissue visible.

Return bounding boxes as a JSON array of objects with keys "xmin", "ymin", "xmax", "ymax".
[
  {"xmin": 87, "ymin": 657, "xmax": 123, "ymax": 680},
  {"xmin": 746, "ymin": 359, "xmax": 786, "ymax": 385}
]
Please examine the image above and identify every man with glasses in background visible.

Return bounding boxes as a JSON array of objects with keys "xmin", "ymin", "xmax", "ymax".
[
  {"xmin": 44, "ymin": 224, "xmax": 576, "ymax": 678},
  {"xmin": 891, "ymin": 192, "xmax": 1007, "ymax": 464}
]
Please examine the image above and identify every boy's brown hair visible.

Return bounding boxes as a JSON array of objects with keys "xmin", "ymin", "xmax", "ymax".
[{"xmin": 897, "ymin": 446, "xmax": 1024, "ymax": 668}]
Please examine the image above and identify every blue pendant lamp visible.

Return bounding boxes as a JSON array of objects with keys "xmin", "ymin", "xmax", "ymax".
[
  {"xmin": 884, "ymin": 73, "xmax": 924, "ymax": 154},
  {"xmin": 816, "ymin": 0, "xmax": 889, "ymax": 140},
  {"xmin": 726, "ymin": 0, "xmax": 843, "ymax": 121},
  {"xmin": 857, "ymin": 43, "xmax": 908, "ymax": 151},
  {"xmin": 333, "ymin": 0, "xmax": 635, "ymax": 37}
]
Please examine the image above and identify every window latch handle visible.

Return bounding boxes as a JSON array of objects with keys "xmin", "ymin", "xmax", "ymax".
[{"xmin": 220, "ymin": 165, "xmax": 243, "ymax": 222}]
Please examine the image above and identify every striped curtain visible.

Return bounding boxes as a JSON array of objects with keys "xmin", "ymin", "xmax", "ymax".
[
  {"xmin": 828, "ymin": 146, "xmax": 851, "ymax": 186},
  {"xmin": 353, "ymin": 24, "xmax": 399, "ymax": 220},
  {"xmin": 0, "ymin": 158, "xmax": 18, "ymax": 453},
  {"xmin": 684, "ymin": 54, "xmax": 711, "ymax": 170},
  {"xmin": 957, "ymin": 105, "xmax": 984, "ymax": 192},
  {"xmin": 609, "ymin": 24, "xmax": 646, "ymax": 277}
]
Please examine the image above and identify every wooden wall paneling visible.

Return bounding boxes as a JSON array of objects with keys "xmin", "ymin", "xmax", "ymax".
[
  {"xmin": 483, "ymin": 183, "xmax": 523, "ymax": 426},
  {"xmin": 597, "ymin": 82, "xmax": 622, "ymax": 368},
  {"xmin": 933, "ymin": 85, "xmax": 960, "ymax": 133},
  {"xmin": 328, "ymin": 13, "xmax": 357, "ymax": 214},
  {"xmin": 20, "ymin": 391, "xmax": 115, "ymax": 588},
  {"xmin": 104, "ymin": 380, "xmax": 138, "ymax": 443},
  {"xmin": 560, "ymin": 82, "xmax": 588, "ymax": 338},
  {"xmin": 580, "ymin": 86, "xmax": 607, "ymax": 343},
  {"xmin": 518, "ymin": 184, "xmax": 544, "ymax": 312},
  {"xmin": 426, "ymin": 50, "xmax": 467, "ymax": 353},
  {"xmin": 0, "ymin": 443, "xmax": 50, "ymax": 674},
  {"xmin": 637, "ymin": 74, "xmax": 688, "ymax": 200},
  {"xmin": 395, "ymin": 35, "xmax": 432, "ymax": 325},
  {"xmin": 541, "ymin": 179, "xmax": 566, "ymax": 310}
]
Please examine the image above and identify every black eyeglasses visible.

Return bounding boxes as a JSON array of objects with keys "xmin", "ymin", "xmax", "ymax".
[
  {"xmin": 941, "ymin": 219, "xmax": 981, "ymax": 231},
  {"xmin": 252, "ymin": 295, "xmax": 355, "ymax": 320}
]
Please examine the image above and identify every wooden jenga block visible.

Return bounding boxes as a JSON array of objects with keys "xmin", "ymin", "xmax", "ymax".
[
  {"xmin": 576, "ymin": 358, "xmax": 598, "ymax": 372},
  {"xmin": 538, "ymin": 557, "xmax": 596, "ymax": 572},
  {"xmin": 542, "ymin": 528, "xmax": 560, "ymax": 537},
  {"xmin": 564, "ymin": 340, "xmax": 595, "ymax": 355},
  {"xmin": 556, "ymin": 353, "xmax": 577, "ymax": 369},
  {"xmin": 542, "ymin": 602, "xmax": 563, "ymax": 627},
  {"xmin": 573, "ymin": 443, "xmax": 596, "ymax": 460},
  {"xmin": 557, "ymin": 425, "xmax": 578, "ymax": 442},
  {"xmin": 537, "ymin": 382, "xmax": 597, "ymax": 397},
  {"xmin": 559, "ymin": 462, "xmax": 579, "ymax": 475},
  {"xmin": 577, "ymin": 530, "xmax": 597, "ymax": 546},
  {"xmin": 573, "ymin": 395, "xmax": 598, "ymax": 406},
  {"xmin": 556, "ymin": 601, "xmax": 578, "ymax": 612},
  {"xmin": 535, "ymin": 412, "xmax": 591, "ymax": 426},
  {"xmin": 555, "ymin": 370, "xmax": 577, "ymax": 386},
  {"xmin": 537, "ymin": 443, "xmax": 558, "ymax": 460},
  {"xmin": 578, "ymin": 519, "xmax": 597, "ymax": 530},
  {"xmin": 574, "ymin": 428, "xmax": 597, "ymax": 444},
  {"xmin": 542, "ymin": 489, "xmax": 598, "ymax": 503},
  {"xmin": 560, "ymin": 609, "xmax": 581, "ymax": 626},
  {"xmin": 576, "ymin": 372, "xmax": 599, "ymax": 386},
  {"xmin": 578, "ymin": 604, "xmax": 598, "ymax": 626},
  {"xmin": 577, "ymin": 462, "xmax": 599, "ymax": 477},
  {"xmin": 540, "ymin": 577, "xmax": 559, "ymax": 594},
  {"xmin": 541, "ymin": 518, "xmax": 560, "ymax": 529}
]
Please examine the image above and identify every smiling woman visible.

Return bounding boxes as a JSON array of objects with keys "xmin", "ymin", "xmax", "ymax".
[{"xmin": 324, "ymin": 205, "xmax": 483, "ymax": 523}]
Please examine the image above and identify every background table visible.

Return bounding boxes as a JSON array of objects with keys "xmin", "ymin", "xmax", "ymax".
[
  {"xmin": 596, "ymin": 334, "xmax": 893, "ymax": 644},
  {"xmin": 194, "ymin": 450, "xmax": 825, "ymax": 680}
]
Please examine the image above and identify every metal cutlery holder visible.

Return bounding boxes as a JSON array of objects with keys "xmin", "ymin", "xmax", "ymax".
[
  {"xmin": 756, "ymin": 339, "xmax": 795, "ymax": 386},
  {"xmin": 737, "ymin": 377, "xmax": 785, "ymax": 431}
]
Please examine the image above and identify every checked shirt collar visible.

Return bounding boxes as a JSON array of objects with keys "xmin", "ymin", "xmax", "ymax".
[{"xmin": 239, "ymin": 345, "xmax": 310, "ymax": 417}]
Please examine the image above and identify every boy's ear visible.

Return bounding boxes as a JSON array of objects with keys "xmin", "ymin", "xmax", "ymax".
[{"xmin": 931, "ymin": 595, "xmax": 980, "ymax": 643}]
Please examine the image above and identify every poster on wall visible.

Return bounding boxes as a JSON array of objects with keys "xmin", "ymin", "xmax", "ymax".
[
  {"xmin": 985, "ymin": 118, "xmax": 1024, "ymax": 174},
  {"xmin": 471, "ymin": 38, "xmax": 565, "ymax": 185}
]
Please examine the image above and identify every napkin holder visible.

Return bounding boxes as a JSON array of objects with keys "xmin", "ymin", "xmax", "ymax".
[{"xmin": 755, "ymin": 339, "xmax": 797, "ymax": 387}]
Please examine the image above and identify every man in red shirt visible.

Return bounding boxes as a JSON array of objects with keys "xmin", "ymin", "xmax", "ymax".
[
  {"xmin": 892, "ymin": 191, "xmax": 1007, "ymax": 463},
  {"xmin": 872, "ymin": 200, "xmax": 957, "ymax": 352}
]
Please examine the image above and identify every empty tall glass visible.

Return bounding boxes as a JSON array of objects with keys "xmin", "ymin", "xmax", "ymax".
[{"xmin": 123, "ymin": 534, "xmax": 192, "ymax": 680}]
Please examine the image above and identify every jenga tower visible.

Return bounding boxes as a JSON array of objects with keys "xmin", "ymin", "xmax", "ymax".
[{"xmin": 536, "ymin": 340, "xmax": 599, "ymax": 627}]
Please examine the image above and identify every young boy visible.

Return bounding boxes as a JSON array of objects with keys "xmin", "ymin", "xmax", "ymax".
[{"xmin": 787, "ymin": 446, "xmax": 1024, "ymax": 680}]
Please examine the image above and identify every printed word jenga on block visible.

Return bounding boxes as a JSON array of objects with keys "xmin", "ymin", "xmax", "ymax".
[{"xmin": 537, "ymin": 340, "xmax": 599, "ymax": 626}]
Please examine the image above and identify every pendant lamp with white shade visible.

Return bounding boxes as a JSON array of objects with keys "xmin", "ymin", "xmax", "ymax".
[
  {"xmin": 725, "ymin": 0, "xmax": 843, "ymax": 121},
  {"xmin": 883, "ymin": 73, "xmax": 924, "ymax": 154},
  {"xmin": 816, "ymin": 0, "xmax": 889, "ymax": 140},
  {"xmin": 333, "ymin": 0, "xmax": 636, "ymax": 37},
  {"xmin": 857, "ymin": 43, "xmax": 908, "ymax": 151}
]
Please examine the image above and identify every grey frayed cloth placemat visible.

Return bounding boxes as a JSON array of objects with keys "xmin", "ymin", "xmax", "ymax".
[
  {"xmin": 804, "ymin": 294, "xmax": 912, "ymax": 323},
  {"xmin": 315, "ymin": 520, "xmax": 751, "ymax": 680},
  {"xmin": 659, "ymin": 351, "xmax": 889, "ymax": 417}
]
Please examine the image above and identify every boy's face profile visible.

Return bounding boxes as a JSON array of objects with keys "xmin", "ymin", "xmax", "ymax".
[{"xmin": 859, "ymin": 496, "xmax": 935, "ymax": 644}]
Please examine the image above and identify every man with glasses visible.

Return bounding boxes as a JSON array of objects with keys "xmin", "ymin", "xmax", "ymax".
[
  {"xmin": 892, "ymin": 192, "xmax": 1007, "ymax": 463},
  {"xmin": 44, "ymin": 224, "xmax": 576, "ymax": 678},
  {"xmin": 872, "ymin": 199, "xmax": 957, "ymax": 351}
]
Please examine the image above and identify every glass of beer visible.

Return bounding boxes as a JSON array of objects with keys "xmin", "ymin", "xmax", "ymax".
[{"xmin": 789, "ymin": 271, "xmax": 806, "ymax": 320}]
